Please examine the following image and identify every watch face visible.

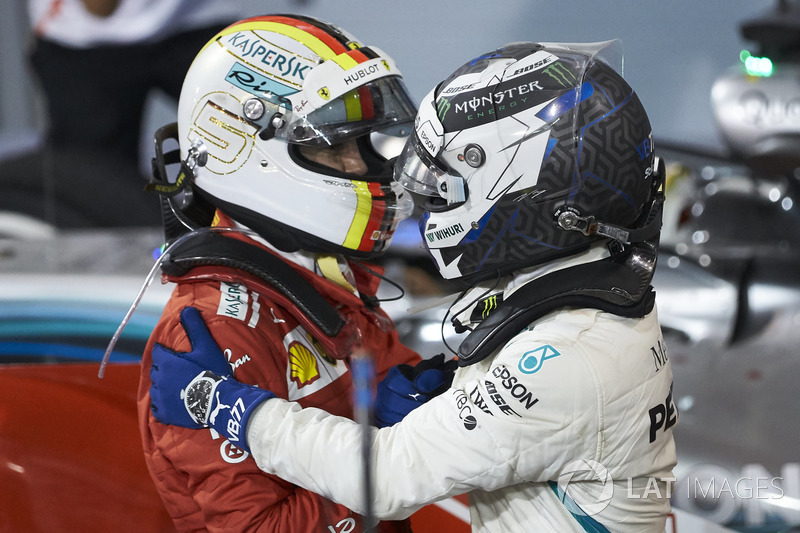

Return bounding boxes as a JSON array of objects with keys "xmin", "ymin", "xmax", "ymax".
[{"xmin": 185, "ymin": 374, "xmax": 214, "ymax": 424}]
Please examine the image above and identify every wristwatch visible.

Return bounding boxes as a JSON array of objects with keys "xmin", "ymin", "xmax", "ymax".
[{"xmin": 183, "ymin": 371, "xmax": 219, "ymax": 425}]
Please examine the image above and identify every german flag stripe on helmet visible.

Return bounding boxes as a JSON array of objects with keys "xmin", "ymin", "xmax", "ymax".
[
  {"xmin": 353, "ymin": 47, "xmax": 380, "ymax": 60},
  {"xmin": 343, "ymin": 181, "xmax": 373, "ymax": 250},
  {"xmin": 340, "ymin": 85, "xmax": 376, "ymax": 123},
  {"xmin": 343, "ymin": 181, "xmax": 395, "ymax": 252},
  {"xmin": 283, "ymin": 15, "xmax": 358, "ymax": 49},
  {"xmin": 210, "ymin": 15, "xmax": 372, "ymax": 71},
  {"xmin": 357, "ymin": 182, "xmax": 389, "ymax": 251},
  {"xmin": 342, "ymin": 90, "xmax": 363, "ymax": 122},
  {"xmin": 357, "ymin": 86, "xmax": 375, "ymax": 120}
]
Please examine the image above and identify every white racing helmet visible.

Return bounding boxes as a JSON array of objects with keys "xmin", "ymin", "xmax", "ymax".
[
  {"xmin": 163, "ymin": 15, "xmax": 416, "ymax": 257},
  {"xmin": 395, "ymin": 42, "xmax": 661, "ymax": 283}
]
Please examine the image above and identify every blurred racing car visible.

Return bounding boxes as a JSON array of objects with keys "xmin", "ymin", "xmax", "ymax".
[
  {"xmin": 0, "ymin": 229, "xmax": 175, "ymax": 532},
  {"xmin": 659, "ymin": 2, "xmax": 800, "ymax": 529}
]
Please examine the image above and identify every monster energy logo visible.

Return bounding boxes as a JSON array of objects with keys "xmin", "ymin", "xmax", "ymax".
[
  {"xmin": 470, "ymin": 293, "xmax": 504, "ymax": 322},
  {"xmin": 481, "ymin": 295, "xmax": 499, "ymax": 318},
  {"xmin": 438, "ymin": 70, "xmax": 554, "ymax": 130},
  {"xmin": 543, "ymin": 62, "xmax": 577, "ymax": 88},
  {"xmin": 437, "ymin": 98, "xmax": 451, "ymax": 121},
  {"xmin": 453, "ymin": 79, "xmax": 543, "ymax": 116}
]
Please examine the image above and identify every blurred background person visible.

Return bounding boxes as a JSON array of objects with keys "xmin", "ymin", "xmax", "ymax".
[
  {"xmin": 0, "ymin": 0, "xmax": 242, "ymax": 229},
  {"xmin": 28, "ymin": 0, "xmax": 238, "ymax": 167}
]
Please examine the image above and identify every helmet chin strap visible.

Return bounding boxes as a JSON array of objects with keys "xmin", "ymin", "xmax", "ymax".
[{"xmin": 145, "ymin": 123, "xmax": 207, "ymax": 198}]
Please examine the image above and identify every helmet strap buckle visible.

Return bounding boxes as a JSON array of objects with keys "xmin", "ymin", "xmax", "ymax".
[{"xmin": 556, "ymin": 208, "xmax": 631, "ymax": 242}]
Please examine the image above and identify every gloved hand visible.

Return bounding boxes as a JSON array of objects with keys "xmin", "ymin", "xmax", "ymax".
[
  {"xmin": 373, "ymin": 353, "xmax": 457, "ymax": 428},
  {"xmin": 149, "ymin": 306, "xmax": 275, "ymax": 452}
]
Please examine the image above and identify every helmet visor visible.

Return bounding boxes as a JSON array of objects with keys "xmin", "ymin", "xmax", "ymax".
[
  {"xmin": 394, "ymin": 137, "xmax": 444, "ymax": 196},
  {"xmin": 285, "ymin": 76, "xmax": 416, "ymax": 146},
  {"xmin": 394, "ymin": 136, "xmax": 466, "ymax": 205}
]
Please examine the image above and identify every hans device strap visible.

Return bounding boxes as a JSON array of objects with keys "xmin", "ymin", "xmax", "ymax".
[
  {"xmin": 457, "ymin": 257, "xmax": 656, "ymax": 367},
  {"xmin": 161, "ymin": 232, "xmax": 345, "ymax": 338}
]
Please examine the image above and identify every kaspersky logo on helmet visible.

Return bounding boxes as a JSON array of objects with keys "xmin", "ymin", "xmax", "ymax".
[{"xmin": 225, "ymin": 32, "xmax": 313, "ymax": 82}]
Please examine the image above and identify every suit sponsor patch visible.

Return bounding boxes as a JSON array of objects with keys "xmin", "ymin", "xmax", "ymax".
[
  {"xmin": 518, "ymin": 344, "xmax": 561, "ymax": 374},
  {"xmin": 283, "ymin": 326, "xmax": 348, "ymax": 401},
  {"xmin": 217, "ymin": 283, "xmax": 261, "ymax": 327},
  {"xmin": 217, "ymin": 282, "xmax": 249, "ymax": 321},
  {"xmin": 491, "ymin": 365, "xmax": 540, "ymax": 410}
]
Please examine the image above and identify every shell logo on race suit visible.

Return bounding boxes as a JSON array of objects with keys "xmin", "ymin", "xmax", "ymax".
[
  {"xmin": 288, "ymin": 342, "xmax": 320, "ymax": 387},
  {"xmin": 283, "ymin": 325, "xmax": 348, "ymax": 401}
]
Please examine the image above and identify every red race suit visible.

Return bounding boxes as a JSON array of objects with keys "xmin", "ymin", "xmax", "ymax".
[{"xmin": 138, "ymin": 222, "xmax": 419, "ymax": 533}]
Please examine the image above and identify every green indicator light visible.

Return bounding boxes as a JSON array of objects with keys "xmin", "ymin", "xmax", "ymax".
[{"xmin": 740, "ymin": 49, "xmax": 774, "ymax": 77}]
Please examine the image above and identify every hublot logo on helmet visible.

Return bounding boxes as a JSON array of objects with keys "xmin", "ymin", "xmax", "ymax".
[{"xmin": 343, "ymin": 63, "xmax": 383, "ymax": 86}]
